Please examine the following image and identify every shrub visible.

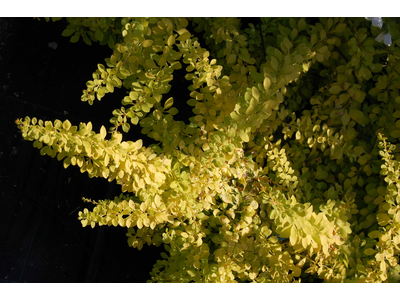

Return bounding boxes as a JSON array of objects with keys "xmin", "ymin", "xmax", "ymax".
[{"xmin": 16, "ymin": 17, "xmax": 400, "ymax": 282}]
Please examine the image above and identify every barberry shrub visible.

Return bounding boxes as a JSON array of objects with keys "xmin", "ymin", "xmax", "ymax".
[{"xmin": 16, "ymin": 17, "xmax": 400, "ymax": 282}]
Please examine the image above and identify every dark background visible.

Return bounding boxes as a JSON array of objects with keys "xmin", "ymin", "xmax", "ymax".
[{"xmin": 0, "ymin": 17, "xmax": 165, "ymax": 283}]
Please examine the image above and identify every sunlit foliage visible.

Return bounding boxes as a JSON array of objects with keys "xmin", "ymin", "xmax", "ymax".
[{"xmin": 16, "ymin": 17, "xmax": 400, "ymax": 282}]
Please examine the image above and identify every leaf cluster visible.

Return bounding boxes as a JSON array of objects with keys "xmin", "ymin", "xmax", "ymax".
[{"xmin": 17, "ymin": 17, "xmax": 400, "ymax": 282}]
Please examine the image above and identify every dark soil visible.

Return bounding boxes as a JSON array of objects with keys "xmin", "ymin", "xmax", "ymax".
[{"xmin": 0, "ymin": 17, "xmax": 164, "ymax": 283}]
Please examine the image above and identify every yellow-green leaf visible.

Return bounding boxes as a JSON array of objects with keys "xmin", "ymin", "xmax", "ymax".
[
  {"xmin": 349, "ymin": 108, "xmax": 368, "ymax": 125},
  {"xmin": 341, "ymin": 112, "xmax": 350, "ymax": 126},
  {"xmin": 176, "ymin": 28, "xmax": 191, "ymax": 41},
  {"xmin": 100, "ymin": 125, "xmax": 107, "ymax": 140},
  {"xmin": 240, "ymin": 131, "xmax": 249, "ymax": 142},
  {"xmin": 271, "ymin": 57, "xmax": 278, "ymax": 71},
  {"xmin": 298, "ymin": 18, "xmax": 307, "ymax": 31},
  {"xmin": 164, "ymin": 97, "xmax": 174, "ymax": 110},
  {"xmin": 227, "ymin": 54, "xmax": 236, "ymax": 64},
  {"xmin": 146, "ymin": 59, "xmax": 157, "ymax": 69},
  {"xmin": 368, "ymin": 230, "xmax": 382, "ymax": 239},
  {"xmin": 329, "ymin": 85, "xmax": 343, "ymax": 94},
  {"xmin": 335, "ymin": 23, "xmax": 347, "ymax": 33},
  {"xmin": 296, "ymin": 131, "xmax": 301, "ymax": 140},
  {"xmin": 142, "ymin": 40, "xmax": 153, "ymax": 47},
  {"xmin": 377, "ymin": 213, "xmax": 391, "ymax": 226},
  {"xmin": 364, "ymin": 248, "xmax": 376, "ymax": 256},
  {"xmin": 263, "ymin": 77, "xmax": 271, "ymax": 92},
  {"xmin": 252, "ymin": 86, "xmax": 260, "ymax": 100},
  {"xmin": 167, "ymin": 35, "xmax": 175, "ymax": 46},
  {"xmin": 390, "ymin": 130, "xmax": 400, "ymax": 138}
]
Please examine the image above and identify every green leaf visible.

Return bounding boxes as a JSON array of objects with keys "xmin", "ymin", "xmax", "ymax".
[
  {"xmin": 167, "ymin": 107, "xmax": 178, "ymax": 115},
  {"xmin": 167, "ymin": 35, "xmax": 175, "ymax": 46},
  {"xmin": 70, "ymin": 32, "xmax": 80, "ymax": 43},
  {"xmin": 349, "ymin": 109, "xmax": 367, "ymax": 125},
  {"xmin": 263, "ymin": 77, "xmax": 271, "ymax": 92},
  {"xmin": 271, "ymin": 56, "xmax": 278, "ymax": 71},
  {"xmin": 146, "ymin": 59, "xmax": 157, "ymax": 69},
  {"xmin": 282, "ymin": 37, "xmax": 293, "ymax": 51},
  {"xmin": 82, "ymin": 33, "xmax": 92, "ymax": 46},
  {"xmin": 377, "ymin": 213, "xmax": 391, "ymax": 226},
  {"xmin": 95, "ymin": 28, "xmax": 104, "ymax": 41},
  {"xmin": 108, "ymin": 34, "xmax": 115, "ymax": 49},
  {"xmin": 142, "ymin": 39, "xmax": 153, "ymax": 47},
  {"xmin": 164, "ymin": 97, "xmax": 174, "ymax": 110},
  {"xmin": 250, "ymin": 72, "xmax": 264, "ymax": 82},
  {"xmin": 239, "ymin": 131, "xmax": 249, "ymax": 142},
  {"xmin": 63, "ymin": 156, "xmax": 71, "ymax": 168},
  {"xmin": 298, "ymin": 18, "xmax": 307, "ymax": 31},
  {"xmin": 390, "ymin": 130, "xmax": 400, "ymax": 138},
  {"xmin": 227, "ymin": 54, "xmax": 236, "ymax": 64},
  {"xmin": 296, "ymin": 131, "xmax": 301, "ymax": 140},
  {"xmin": 142, "ymin": 102, "xmax": 151, "ymax": 113},
  {"xmin": 246, "ymin": 98, "xmax": 256, "ymax": 116},
  {"xmin": 63, "ymin": 119, "xmax": 71, "ymax": 130},
  {"xmin": 62, "ymin": 28, "xmax": 75, "ymax": 37},
  {"xmin": 252, "ymin": 86, "xmax": 260, "ymax": 100},
  {"xmin": 329, "ymin": 85, "xmax": 343, "ymax": 94},
  {"xmin": 364, "ymin": 248, "xmax": 376, "ymax": 256},
  {"xmin": 335, "ymin": 23, "xmax": 347, "ymax": 33},
  {"xmin": 176, "ymin": 29, "xmax": 191, "ymax": 41},
  {"xmin": 122, "ymin": 123, "xmax": 130, "ymax": 133},
  {"xmin": 341, "ymin": 112, "xmax": 350, "ymax": 126},
  {"xmin": 368, "ymin": 230, "xmax": 382, "ymax": 239}
]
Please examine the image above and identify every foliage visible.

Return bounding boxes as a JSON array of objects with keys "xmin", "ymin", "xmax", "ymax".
[{"xmin": 15, "ymin": 17, "xmax": 400, "ymax": 282}]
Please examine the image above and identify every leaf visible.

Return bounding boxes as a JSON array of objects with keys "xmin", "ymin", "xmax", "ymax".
[
  {"xmin": 176, "ymin": 28, "xmax": 191, "ymax": 41},
  {"xmin": 298, "ymin": 18, "xmax": 307, "ymax": 31},
  {"xmin": 289, "ymin": 225, "xmax": 297, "ymax": 245},
  {"xmin": 61, "ymin": 28, "xmax": 75, "ymax": 37},
  {"xmin": 210, "ymin": 132, "xmax": 222, "ymax": 144},
  {"xmin": 364, "ymin": 248, "xmax": 376, "ymax": 256},
  {"xmin": 282, "ymin": 37, "xmax": 293, "ymax": 51},
  {"xmin": 250, "ymin": 72, "xmax": 264, "ymax": 82},
  {"xmin": 271, "ymin": 56, "xmax": 278, "ymax": 71},
  {"xmin": 158, "ymin": 56, "xmax": 166, "ymax": 67},
  {"xmin": 329, "ymin": 85, "xmax": 343, "ymax": 94},
  {"xmin": 142, "ymin": 39, "xmax": 153, "ymax": 47},
  {"xmin": 246, "ymin": 98, "xmax": 256, "ymax": 116},
  {"xmin": 263, "ymin": 77, "xmax": 271, "ymax": 92},
  {"xmin": 341, "ymin": 112, "xmax": 350, "ymax": 126},
  {"xmin": 70, "ymin": 32, "xmax": 80, "ymax": 43},
  {"xmin": 167, "ymin": 35, "xmax": 175, "ymax": 46},
  {"xmin": 142, "ymin": 102, "xmax": 151, "ymax": 113},
  {"xmin": 227, "ymin": 54, "xmax": 236, "ymax": 64},
  {"xmin": 252, "ymin": 86, "xmax": 260, "ymax": 100},
  {"xmin": 265, "ymin": 100, "xmax": 279, "ymax": 110},
  {"xmin": 146, "ymin": 59, "xmax": 157, "ymax": 69},
  {"xmin": 95, "ymin": 28, "xmax": 104, "ymax": 42},
  {"xmin": 390, "ymin": 130, "xmax": 400, "ymax": 138},
  {"xmin": 63, "ymin": 156, "xmax": 71, "ymax": 168},
  {"xmin": 239, "ymin": 131, "xmax": 249, "ymax": 142},
  {"xmin": 122, "ymin": 123, "xmax": 130, "ymax": 133},
  {"xmin": 368, "ymin": 230, "xmax": 382, "ymax": 239},
  {"xmin": 295, "ymin": 131, "xmax": 301, "ymax": 140},
  {"xmin": 349, "ymin": 108, "xmax": 367, "ymax": 125},
  {"xmin": 164, "ymin": 97, "xmax": 174, "ymax": 110},
  {"xmin": 377, "ymin": 213, "xmax": 391, "ymax": 226},
  {"xmin": 335, "ymin": 23, "xmax": 347, "ymax": 33},
  {"xmin": 311, "ymin": 34, "xmax": 318, "ymax": 46},
  {"xmin": 108, "ymin": 35, "xmax": 115, "ymax": 49}
]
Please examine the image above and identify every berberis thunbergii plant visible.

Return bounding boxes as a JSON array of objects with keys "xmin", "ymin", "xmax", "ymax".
[{"xmin": 15, "ymin": 17, "xmax": 400, "ymax": 282}]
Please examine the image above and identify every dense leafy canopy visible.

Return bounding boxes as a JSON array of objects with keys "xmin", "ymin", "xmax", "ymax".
[{"xmin": 16, "ymin": 17, "xmax": 400, "ymax": 282}]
